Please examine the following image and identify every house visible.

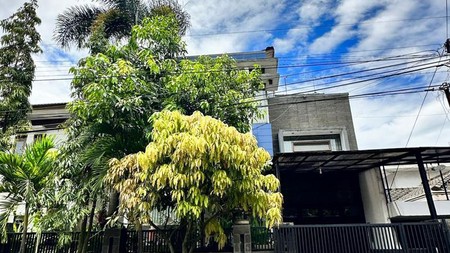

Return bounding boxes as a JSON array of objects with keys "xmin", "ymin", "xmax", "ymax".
[
  {"xmin": 15, "ymin": 102, "xmax": 68, "ymax": 152},
  {"xmin": 3, "ymin": 103, "xmax": 68, "ymax": 227},
  {"xmin": 4, "ymin": 47, "xmax": 450, "ymax": 252}
]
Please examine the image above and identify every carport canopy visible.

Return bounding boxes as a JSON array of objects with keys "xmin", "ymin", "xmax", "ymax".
[
  {"xmin": 272, "ymin": 147, "xmax": 450, "ymax": 220},
  {"xmin": 273, "ymin": 147, "xmax": 450, "ymax": 174}
]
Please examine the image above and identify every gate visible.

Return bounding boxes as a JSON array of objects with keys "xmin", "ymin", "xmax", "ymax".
[{"xmin": 274, "ymin": 222, "xmax": 450, "ymax": 253}]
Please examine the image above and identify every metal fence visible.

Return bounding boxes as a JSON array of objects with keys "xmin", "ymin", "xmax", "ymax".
[
  {"xmin": 125, "ymin": 228, "xmax": 235, "ymax": 253},
  {"xmin": 274, "ymin": 222, "xmax": 450, "ymax": 253},
  {"xmin": 0, "ymin": 226, "xmax": 272, "ymax": 253},
  {"xmin": 251, "ymin": 227, "xmax": 274, "ymax": 251},
  {"xmin": 0, "ymin": 232, "xmax": 103, "ymax": 253}
]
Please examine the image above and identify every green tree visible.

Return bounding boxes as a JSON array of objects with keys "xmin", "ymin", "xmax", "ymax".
[
  {"xmin": 0, "ymin": 0, "xmax": 41, "ymax": 151},
  {"xmin": 105, "ymin": 110, "xmax": 282, "ymax": 253},
  {"xmin": 48, "ymin": 15, "xmax": 263, "ymax": 253},
  {"xmin": 0, "ymin": 136, "xmax": 58, "ymax": 253},
  {"xmin": 166, "ymin": 55, "xmax": 263, "ymax": 133},
  {"xmin": 44, "ymin": 15, "xmax": 185, "ymax": 253},
  {"xmin": 54, "ymin": 0, "xmax": 190, "ymax": 50}
]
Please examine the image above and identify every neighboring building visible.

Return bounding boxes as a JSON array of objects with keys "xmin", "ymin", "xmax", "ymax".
[
  {"xmin": 15, "ymin": 103, "xmax": 68, "ymax": 152},
  {"xmin": 4, "ymin": 103, "xmax": 69, "ymax": 226},
  {"xmin": 187, "ymin": 46, "xmax": 279, "ymax": 92},
  {"xmin": 385, "ymin": 164, "xmax": 450, "ymax": 221}
]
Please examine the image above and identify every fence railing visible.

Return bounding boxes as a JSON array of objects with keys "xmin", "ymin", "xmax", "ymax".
[
  {"xmin": 0, "ymin": 232, "xmax": 103, "ymax": 253},
  {"xmin": 274, "ymin": 222, "xmax": 450, "ymax": 253},
  {"xmin": 0, "ymin": 226, "xmax": 274, "ymax": 253},
  {"xmin": 125, "ymin": 228, "xmax": 235, "ymax": 253},
  {"xmin": 251, "ymin": 226, "xmax": 274, "ymax": 251}
]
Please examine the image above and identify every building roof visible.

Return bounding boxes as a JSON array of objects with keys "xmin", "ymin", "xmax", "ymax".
[
  {"xmin": 185, "ymin": 47, "xmax": 275, "ymax": 61},
  {"xmin": 273, "ymin": 147, "xmax": 450, "ymax": 173}
]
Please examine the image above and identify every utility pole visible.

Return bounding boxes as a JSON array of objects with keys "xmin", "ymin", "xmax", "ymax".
[{"xmin": 440, "ymin": 82, "xmax": 450, "ymax": 108}]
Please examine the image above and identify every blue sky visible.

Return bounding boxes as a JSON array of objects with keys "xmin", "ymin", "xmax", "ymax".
[{"xmin": 1, "ymin": 0, "xmax": 450, "ymax": 149}]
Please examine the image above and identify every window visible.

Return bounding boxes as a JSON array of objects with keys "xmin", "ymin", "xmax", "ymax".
[
  {"xmin": 14, "ymin": 135, "xmax": 27, "ymax": 154},
  {"xmin": 279, "ymin": 129, "xmax": 349, "ymax": 153},
  {"xmin": 292, "ymin": 140, "xmax": 333, "ymax": 152},
  {"xmin": 34, "ymin": 134, "xmax": 43, "ymax": 141}
]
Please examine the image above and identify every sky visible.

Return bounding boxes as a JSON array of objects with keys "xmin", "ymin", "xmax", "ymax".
[{"xmin": 1, "ymin": 0, "xmax": 450, "ymax": 150}]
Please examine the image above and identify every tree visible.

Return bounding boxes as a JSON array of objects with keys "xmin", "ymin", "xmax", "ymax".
[
  {"xmin": 48, "ymin": 15, "xmax": 264, "ymax": 253},
  {"xmin": 165, "ymin": 55, "xmax": 263, "ymax": 133},
  {"xmin": 44, "ymin": 15, "xmax": 186, "ymax": 253},
  {"xmin": 105, "ymin": 110, "xmax": 283, "ymax": 253},
  {"xmin": 0, "ymin": 0, "xmax": 41, "ymax": 151},
  {"xmin": 0, "ymin": 136, "xmax": 58, "ymax": 253},
  {"xmin": 54, "ymin": 0, "xmax": 190, "ymax": 50}
]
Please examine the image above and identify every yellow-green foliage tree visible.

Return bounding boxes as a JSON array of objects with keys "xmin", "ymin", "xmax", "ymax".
[{"xmin": 105, "ymin": 110, "xmax": 282, "ymax": 253}]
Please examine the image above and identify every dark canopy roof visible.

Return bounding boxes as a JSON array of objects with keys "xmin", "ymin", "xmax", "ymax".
[{"xmin": 273, "ymin": 147, "xmax": 450, "ymax": 174}]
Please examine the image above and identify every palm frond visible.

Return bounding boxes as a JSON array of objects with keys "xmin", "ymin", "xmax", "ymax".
[
  {"xmin": 0, "ymin": 196, "xmax": 19, "ymax": 243},
  {"xmin": 95, "ymin": 9, "xmax": 132, "ymax": 39},
  {"xmin": 54, "ymin": 5, "xmax": 106, "ymax": 48},
  {"xmin": 148, "ymin": 0, "xmax": 190, "ymax": 35},
  {"xmin": 0, "ymin": 153, "xmax": 25, "ymax": 183},
  {"xmin": 23, "ymin": 135, "xmax": 56, "ymax": 183}
]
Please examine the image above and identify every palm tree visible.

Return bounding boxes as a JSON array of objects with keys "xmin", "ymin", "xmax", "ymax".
[
  {"xmin": 0, "ymin": 135, "xmax": 58, "ymax": 253},
  {"xmin": 54, "ymin": 0, "xmax": 190, "ymax": 49}
]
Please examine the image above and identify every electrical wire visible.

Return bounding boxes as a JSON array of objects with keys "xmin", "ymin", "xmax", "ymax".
[
  {"xmin": 246, "ymin": 60, "xmax": 445, "ymax": 105},
  {"xmin": 257, "ymin": 84, "xmax": 442, "ymax": 108},
  {"xmin": 388, "ymin": 50, "xmax": 444, "ymax": 188},
  {"xmin": 4, "ymin": 53, "xmax": 439, "ymax": 83}
]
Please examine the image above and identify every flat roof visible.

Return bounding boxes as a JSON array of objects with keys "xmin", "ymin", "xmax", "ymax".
[{"xmin": 273, "ymin": 147, "xmax": 450, "ymax": 173}]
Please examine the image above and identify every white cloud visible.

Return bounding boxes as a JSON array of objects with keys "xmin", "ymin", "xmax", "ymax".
[
  {"xmin": 184, "ymin": 0, "xmax": 286, "ymax": 55},
  {"xmin": 351, "ymin": 89, "xmax": 450, "ymax": 149}
]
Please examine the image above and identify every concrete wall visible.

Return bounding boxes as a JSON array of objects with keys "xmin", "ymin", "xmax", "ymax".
[
  {"xmin": 359, "ymin": 168, "xmax": 390, "ymax": 223},
  {"xmin": 269, "ymin": 93, "xmax": 358, "ymax": 153}
]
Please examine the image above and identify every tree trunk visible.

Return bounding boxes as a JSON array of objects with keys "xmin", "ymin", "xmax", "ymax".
[
  {"xmin": 137, "ymin": 223, "xmax": 143, "ymax": 253},
  {"xmin": 182, "ymin": 221, "xmax": 194, "ymax": 253},
  {"xmin": 18, "ymin": 203, "xmax": 29, "ymax": 253},
  {"xmin": 167, "ymin": 231, "xmax": 176, "ymax": 253},
  {"xmin": 106, "ymin": 191, "xmax": 119, "ymax": 217},
  {"xmin": 33, "ymin": 232, "xmax": 41, "ymax": 253},
  {"xmin": 77, "ymin": 216, "xmax": 88, "ymax": 253},
  {"xmin": 81, "ymin": 199, "xmax": 96, "ymax": 253}
]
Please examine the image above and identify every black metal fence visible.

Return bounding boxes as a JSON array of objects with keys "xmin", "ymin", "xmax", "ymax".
[
  {"xmin": 0, "ymin": 232, "xmax": 103, "ymax": 253},
  {"xmin": 274, "ymin": 222, "xmax": 450, "ymax": 253},
  {"xmin": 124, "ymin": 228, "xmax": 235, "ymax": 253},
  {"xmin": 251, "ymin": 226, "xmax": 274, "ymax": 251},
  {"xmin": 0, "ymin": 227, "xmax": 273, "ymax": 253}
]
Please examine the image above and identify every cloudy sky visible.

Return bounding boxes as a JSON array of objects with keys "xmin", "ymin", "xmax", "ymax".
[{"xmin": 1, "ymin": 0, "xmax": 450, "ymax": 150}]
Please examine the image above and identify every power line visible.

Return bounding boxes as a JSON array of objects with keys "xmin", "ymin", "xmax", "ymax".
[
  {"xmin": 256, "ymin": 84, "xmax": 442, "ymax": 109},
  {"xmin": 6, "ymin": 53, "xmax": 438, "ymax": 83},
  {"xmin": 31, "ymin": 54, "xmax": 438, "ymax": 79},
  {"xmin": 0, "ymin": 84, "xmax": 442, "ymax": 116},
  {"xmin": 247, "ymin": 60, "xmax": 445, "ymax": 104},
  {"xmin": 388, "ymin": 51, "xmax": 444, "ymax": 188},
  {"xmin": 31, "ymin": 45, "xmax": 438, "ymax": 66},
  {"xmin": 295, "ymin": 60, "xmax": 443, "ymax": 93},
  {"xmin": 280, "ymin": 56, "xmax": 441, "ymax": 86}
]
